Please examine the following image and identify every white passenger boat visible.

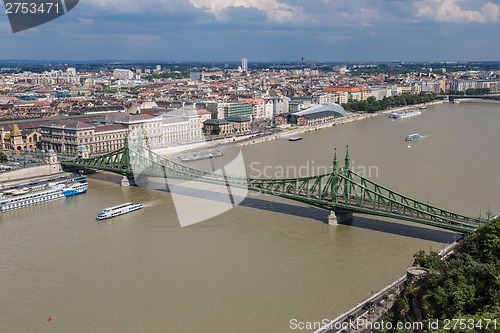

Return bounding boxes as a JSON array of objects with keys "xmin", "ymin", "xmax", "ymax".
[
  {"xmin": 179, "ymin": 151, "xmax": 224, "ymax": 162},
  {"xmin": 390, "ymin": 109, "xmax": 422, "ymax": 119},
  {"xmin": 405, "ymin": 133, "xmax": 422, "ymax": 141},
  {"xmin": 96, "ymin": 202, "xmax": 143, "ymax": 220},
  {"xmin": 0, "ymin": 176, "xmax": 88, "ymax": 213}
]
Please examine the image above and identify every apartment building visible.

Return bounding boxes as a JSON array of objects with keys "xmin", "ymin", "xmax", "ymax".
[
  {"xmin": 206, "ymin": 101, "xmax": 253, "ymax": 120},
  {"xmin": 40, "ymin": 112, "xmax": 205, "ymax": 155}
]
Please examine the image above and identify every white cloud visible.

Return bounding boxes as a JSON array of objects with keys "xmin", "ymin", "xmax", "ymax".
[
  {"xmin": 481, "ymin": 2, "xmax": 500, "ymax": 23},
  {"xmin": 82, "ymin": 0, "xmax": 307, "ymax": 23},
  {"xmin": 340, "ymin": 7, "xmax": 381, "ymax": 26},
  {"xmin": 85, "ymin": 0, "xmax": 146, "ymax": 13},
  {"xmin": 72, "ymin": 0, "xmax": 500, "ymax": 26},
  {"xmin": 84, "ymin": 0, "xmax": 195, "ymax": 14},
  {"xmin": 189, "ymin": 0, "xmax": 306, "ymax": 23},
  {"xmin": 415, "ymin": 0, "xmax": 500, "ymax": 23}
]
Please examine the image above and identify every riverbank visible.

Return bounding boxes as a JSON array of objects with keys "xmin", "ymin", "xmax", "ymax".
[{"xmin": 153, "ymin": 101, "xmax": 443, "ymax": 158}]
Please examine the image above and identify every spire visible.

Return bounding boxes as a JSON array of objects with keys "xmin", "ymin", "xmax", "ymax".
[
  {"xmin": 344, "ymin": 145, "xmax": 350, "ymax": 169},
  {"xmin": 12, "ymin": 124, "xmax": 22, "ymax": 137}
]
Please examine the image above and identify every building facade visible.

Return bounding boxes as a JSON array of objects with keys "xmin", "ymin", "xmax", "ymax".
[
  {"xmin": 206, "ymin": 101, "xmax": 253, "ymax": 120},
  {"xmin": 0, "ymin": 124, "xmax": 41, "ymax": 151},
  {"xmin": 40, "ymin": 112, "xmax": 205, "ymax": 155}
]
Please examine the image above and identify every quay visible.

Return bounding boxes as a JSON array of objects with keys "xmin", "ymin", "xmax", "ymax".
[{"xmin": 0, "ymin": 150, "xmax": 66, "ymax": 188}]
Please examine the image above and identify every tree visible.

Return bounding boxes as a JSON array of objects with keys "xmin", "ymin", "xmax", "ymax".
[
  {"xmin": 0, "ymin": 151, "xmax": 8, "ymax": 162},
  {"xmin": 413, "ymin": 250, "xmax": 442, "ymax": 270}
]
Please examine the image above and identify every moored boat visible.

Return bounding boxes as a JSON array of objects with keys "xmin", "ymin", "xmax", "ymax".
[
  {"xmin": 0, "ymin": 176, "xmax": 88, "ymax": 213},
  {"xmin": 179, "ymin": 151, "xmax": 224, "ymax": 162},
  {"xmin": 288, "ymin": 136, "xmax": 302, "ymax": 141},
  {"xmin": 389, "ymin": 109, "xmax": 422, "ymax": 119}
]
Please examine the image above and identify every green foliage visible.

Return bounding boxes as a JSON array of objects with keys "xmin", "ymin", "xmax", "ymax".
[
  {"xmin": 382, "ymin": 218, "xmax": 500, "ymax": 332},
  {"xmin": 465, "ymin": 88, "xmax": 491, "ymax": 95},
  {"xmin": 342, "ymin": 93, "xmax": 435, "ymax": 113},
  {"xmin": 449, "ymin": 88, "xmax": 491, "ymax": 96},
  {"xmin": 413, "ymin": 250, "xmax": 442, "ymax": 270},
  {"xmin": 462, "ymin": 219, "xmax": 500, "ymax": 266},
  {"xmin": 0, "ymin": 151, "xmax": 7, "ymax": 162}
]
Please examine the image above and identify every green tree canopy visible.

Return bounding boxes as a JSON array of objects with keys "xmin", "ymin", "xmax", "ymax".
[{"xmin": 0, "ymin": 151, "xmax": 8, "ymax": 162}]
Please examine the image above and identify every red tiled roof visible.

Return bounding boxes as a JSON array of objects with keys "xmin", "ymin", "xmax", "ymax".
[
  {"xmin": 94, "ymin": 124, "xmax": 127, "ymax": 132},
  {"xmin": 324, "ymin": 87, "xmax": 370, "ymax": 93},
  {"xmin": 196, "ymin": 109, "xmax": 211, "ymax": 115}
]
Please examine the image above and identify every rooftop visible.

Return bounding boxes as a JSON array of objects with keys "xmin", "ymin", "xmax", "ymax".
[{"xmin": 294, "ymin": 103, "xmax": 347, "ymax": 117}]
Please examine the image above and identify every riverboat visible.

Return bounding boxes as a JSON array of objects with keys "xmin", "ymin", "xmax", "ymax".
[
  {"xmin": 390, "ymin": 109, "xmax": 422, "ymax": 119},
  {"xmin": 96, "ymin": 202, "xmax": 143, "ymax": 220},
  {"xmin": 179, "ymin": 151, "xmax": 224, "ymax": 162},
  {"xmin": 288, "ymin": 137, "xmax": 303, "ymax": 141},
  {"xmin": 405, "ymin": 133, "xmax": 422, "ymax": 141},
  {"xmin": 0, "ymin": 176, "xmax": 88, "ymax": 212}
]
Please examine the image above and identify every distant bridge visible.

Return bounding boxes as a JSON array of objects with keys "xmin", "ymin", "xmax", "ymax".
[
  {"xmin": 61, "ymin": 141, "xmax": 488, "ymax": 234},
  {"xmin": 445, "ymin": 94, "xmax": 500, "ymax": 102}
]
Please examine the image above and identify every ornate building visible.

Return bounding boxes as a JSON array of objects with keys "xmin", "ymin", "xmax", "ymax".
[{"xmin": 0, "ymin": 124, "xmax": 41, "ymax": 151}]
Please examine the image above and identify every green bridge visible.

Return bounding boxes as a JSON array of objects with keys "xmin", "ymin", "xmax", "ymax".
[{"xmin": 61, "ymin": 142, "xmax": 488, "ymax": 234}]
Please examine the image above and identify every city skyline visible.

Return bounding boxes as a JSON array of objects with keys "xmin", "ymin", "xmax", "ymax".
[{"xmin": 1, "ymin": 0, "xmax": 500, "ymax": 62}]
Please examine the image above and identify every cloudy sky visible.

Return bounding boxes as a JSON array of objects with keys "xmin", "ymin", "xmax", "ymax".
[{"xmin": 1, "ymin": 0, "xmax": 500, "ymax": 62}]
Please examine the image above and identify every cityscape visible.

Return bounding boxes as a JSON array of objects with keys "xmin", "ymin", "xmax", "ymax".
[
  {"xmin": 2, "ymin": 1, "xmax": 500, "ymax": 333},
  {"xmin": 1, "ymin": 60, "xmax": 499, "ymax": 156}
]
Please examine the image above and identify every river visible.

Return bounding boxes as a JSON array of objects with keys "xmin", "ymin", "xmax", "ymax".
[{"xmin": 1, "ymin": 101, "xmax": 499, "ymax": 333}]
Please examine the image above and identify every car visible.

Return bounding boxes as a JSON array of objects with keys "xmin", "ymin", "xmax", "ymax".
[
  {"xmin": 343, "ymin": 315, "xmax": 355, "ymax": 323},
  {"xmin": 362, "ymin": 301, "xmax": 374, "ymax": 311},
  {"xmin": 391, "ymin": 209, "xmax": 400, "ymax": 214}
]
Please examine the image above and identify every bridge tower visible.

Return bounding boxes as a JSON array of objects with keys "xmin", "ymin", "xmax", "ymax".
[{"xmin": 328, "ymin": 147, "xmax": 353, "ymax": 225}]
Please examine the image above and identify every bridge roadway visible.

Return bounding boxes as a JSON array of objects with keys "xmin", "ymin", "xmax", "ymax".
[
  {"xmin": 443, "ymin": 94, "xmax": 500, "ymax": 102},
  {"xmin": 61, "ymin": 144, "xmax": 488, "ymax": 234}
]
